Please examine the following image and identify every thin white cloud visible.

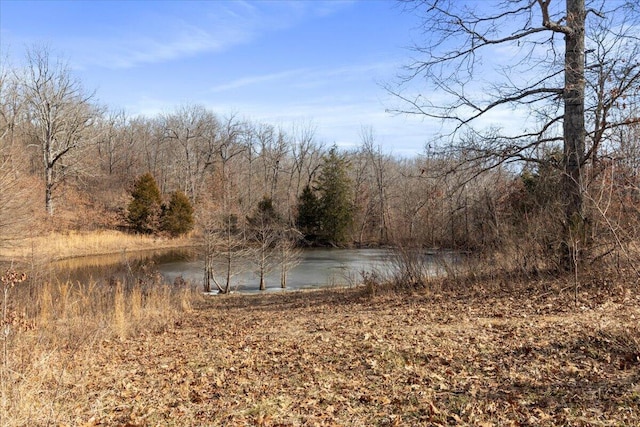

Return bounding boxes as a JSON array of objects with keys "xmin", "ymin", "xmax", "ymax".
[
  {"xmin": 210, "ymin": 61, "xmax": 398, "ymax": 93},
  {"xmin": 309, "ymin": 0, "xmax": 358, "ymax": 18},
  {"xmin": 210, "ymin": 68, "xmax": 309, "ymax": 92},
  {"xmin": 299, "ymin": 62, "xmax": 397, "ymax": 87},
  {"xmin": 60, "ymin": 1, "xmax": 356, "ymax": 70},
  {"xmin": 74, "ymin": 16, "xmax": 252, "ymax": 70}
]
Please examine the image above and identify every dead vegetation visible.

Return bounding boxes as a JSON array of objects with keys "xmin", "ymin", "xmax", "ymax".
[
  {"xmin": 0, "ymin": 230, "xmax": 195, "ymax": 263},
  {"xmin": 2, "ymin": 269, "xmax": 638, "ymax": 426}
]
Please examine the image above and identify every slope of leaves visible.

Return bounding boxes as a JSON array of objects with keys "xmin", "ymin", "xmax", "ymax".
[{"xmin": 9, "ymin": 281, "xmax": 640, "ymax": 426}]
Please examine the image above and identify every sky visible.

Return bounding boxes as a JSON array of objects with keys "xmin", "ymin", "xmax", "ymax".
[{"xmin": 0, "ymin": 0, "xmax": 439, "ymax": 156}]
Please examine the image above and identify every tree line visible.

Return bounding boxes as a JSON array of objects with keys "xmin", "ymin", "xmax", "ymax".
[{"xmin": 2, "ymin": 0, "xmax": 640, "ymax": 290}]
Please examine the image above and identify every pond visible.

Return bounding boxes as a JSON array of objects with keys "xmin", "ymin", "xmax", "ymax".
[{"xmin": 48, "ymin": 248, "xmax": 453, "ymax": 293}]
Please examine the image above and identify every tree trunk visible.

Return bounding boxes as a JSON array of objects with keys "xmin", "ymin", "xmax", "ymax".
[
  {"xmin": 224, "ymin": 249, "xmax": 231, "ymax": 294},
  {"xmin": 562, "ymin": 0, "xmax": 586, "ymax": 269},
  {"xmin": 259, "ymin": 243, "xmax": 267, "ymax": 291},
  {"xmin": 203, "ymin": 253, "xmax": 212, "ymax": 293},
  {"xmin": 45, "ymin": 164, "xmax": 54, "ymax": 216}
]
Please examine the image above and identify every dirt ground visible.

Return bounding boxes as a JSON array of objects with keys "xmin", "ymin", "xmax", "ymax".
[{"xmin": 23, "ymin": 280, "xmax": 640, "ymax": 426}]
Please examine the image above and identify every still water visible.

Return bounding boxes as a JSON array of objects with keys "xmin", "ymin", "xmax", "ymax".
[
  {"xmin": 51, "ymin": 248, "xmax": 448, "ymax": 293},
  {"xmin": 159, "ymin": 248, "xmax": 399, "ymax": 293}
]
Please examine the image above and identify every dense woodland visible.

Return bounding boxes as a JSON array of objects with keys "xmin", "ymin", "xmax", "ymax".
[{"xmin": 1, "ymin": 30, "xmax": 640, "ymax": 278}]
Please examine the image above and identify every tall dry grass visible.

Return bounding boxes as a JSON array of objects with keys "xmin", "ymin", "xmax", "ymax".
[
  {"xmin": 0, "ymin": 268, "xmax": 200, "ymax": 426},
  {"xmin": 0, "ymin": 230, "xmax": 194, "ymax": 262}
]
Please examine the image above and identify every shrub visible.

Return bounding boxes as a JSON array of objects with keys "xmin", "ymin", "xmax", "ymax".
[{"xmin": 127, "ymin": 173, "xmax": 162, "ymax": 234}]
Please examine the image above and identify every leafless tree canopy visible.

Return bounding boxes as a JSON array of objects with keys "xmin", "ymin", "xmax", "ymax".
[
  {"xmin": 391, "ymin": 0, "xmax": 640, "ymax": 268},
  {"xmin": 21, "ymin": 46, "xmax": 100, "ymax": 216},
  {"xmin": 393, "ymin": 0, "xmax": 638, "ymax": 154},
  {"xmin": 1, "ymin": 38, "xmax": 639, "ymax": 281}
]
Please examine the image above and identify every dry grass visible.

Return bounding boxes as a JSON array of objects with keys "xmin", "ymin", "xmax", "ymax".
[
  {"xmin": 2, "ymin": 271, "xmax": 639, "ymax": 426},
  {"xmin": 0, "ymin": 230, "xmax": 195, "ymax": 262},
  {"xmin": 1, "ymin": 269, "xmax": 199, "ymax": 426}
]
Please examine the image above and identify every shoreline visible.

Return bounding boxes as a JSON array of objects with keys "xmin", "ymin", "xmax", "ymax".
[{"xmin": 0, "ymin": 230, "xmax": 197, "ymax": 264}]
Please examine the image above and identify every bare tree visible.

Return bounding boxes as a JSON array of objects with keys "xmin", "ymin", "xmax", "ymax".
[
  {"xmin": 247, "ymin": 197, "xmax": 281, "ymax": 291},
  {"xmin": 288, "ymin": 121, "xmax": 324, "ymax": 223},
  {"xmin": 0, "ymin": 64, "xmax": 36, "ymax": 242},
  {"xmin": 200, "ymin": 207, "xmax": 249, "ymax": 294},
  {"xmin": 584, "ymin": 10, "xmax": 640, "ymax": 174},
  {"xmin": 393, "ymin": 158, "xmax": 438, "ymax": 245},
  {"xmin": 392, "ymin": 0, "xmax": 640, "ymax": 268},
  {"xmin": 0, "ymin": 61, "xmax": 22, "ymax": 150},
  {"xmin": 360, "ymin": 127, "xmax": 393, "ymax": 244},
  {"xmin": 21, "ymin": 47, "xmax": 99, "ymax": 216},
  {"xmin": 203, "ymin": 114, "xmax": 248, "ymax": 293},
  {"xmin": 349, "ymin": 148, "xmax": 376, "ymax": 245},
  {"xmin": 240, "ymin": 123, "xmax": 258, "ymax": 217},
  {"xmin": 132, "ymin": 116, "xmax": 169, "ymax": 190},
  {"xmin": 94, "ymin": 110, "xmax": 126, "ymax": 177},
  {"xmin": 162, "ymin": 104, "xmax": 219, "ymax": 203},
  {"xmin": 278, "ymin": 227, "xmax": 303, "ymax": 289},
  {"xmin": 0, "ymin": 141, "xmax": 35, "ymax": 245},
  {"xmin": 246, "ymin": 123, "xmax": 287, "ymax": 205},
  {"xmin": 217, "ymin": 114, "xmax": 247, "ymax": 201}
]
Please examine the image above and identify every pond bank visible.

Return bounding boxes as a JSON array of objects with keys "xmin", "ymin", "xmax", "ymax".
[{"xmin": 0, "ymin": 230, "xmax": 196, "ymax": 263}]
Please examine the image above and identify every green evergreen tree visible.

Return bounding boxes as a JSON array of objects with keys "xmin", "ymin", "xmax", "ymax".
[
  {"xmin": 160, "ymin": 190, "xmax": 195, "ymax": 236},
  {"xmin": 248, "ymin": 197, "xmax": 280, "ymax": 228},
  {"xmin": 127, "ymin": 173, "xmax": 162, "ymax": 234},
  {"xmin": 316, "ymin": 146, "xmax": 354, "ymax": 245},
  {"xmin": 296, "ymin": 184, "xmax": 321, "ymax": 241}
]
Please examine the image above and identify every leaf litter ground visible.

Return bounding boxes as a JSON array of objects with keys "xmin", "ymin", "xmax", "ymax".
[{"xmin": 53, "ymin": 282, "xmax": 639, "ymax": 426}]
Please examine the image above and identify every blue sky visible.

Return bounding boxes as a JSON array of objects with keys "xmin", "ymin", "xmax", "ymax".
[{"xmin": 0, "ymin": 0, "xmax": 437, "ymax": 155}]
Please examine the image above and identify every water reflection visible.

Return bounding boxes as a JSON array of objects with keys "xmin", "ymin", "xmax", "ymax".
[
  {"xmin": 159, "ymin": 248, "xmax": 399, "ymax": 293},
  {"xmin": 48, "ymin": 248, "xmax": 449, "ymax": 293}
]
